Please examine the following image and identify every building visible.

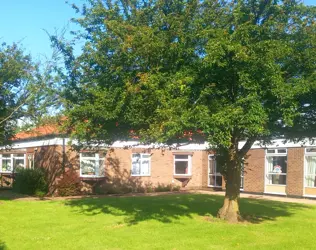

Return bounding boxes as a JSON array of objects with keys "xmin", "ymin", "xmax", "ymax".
[{"xmin": 1, "ymin": 124, "xmax": 316, "ymax": 198}]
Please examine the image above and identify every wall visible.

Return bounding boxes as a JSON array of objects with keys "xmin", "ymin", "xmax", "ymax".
[
  {"xmin": 286, "ymin": 147, "xmax": 304, "ymax": 196},
  {"xmin": 243, "ymin": 149, "xmax": 265, "ymax": 193},
  {"xmin": 105, "ymin": 148, "xmax": 206, "ymax": 189},
  {"xmin": 1, "ymin": 142, "xmax": 310, "ymax": 197}
]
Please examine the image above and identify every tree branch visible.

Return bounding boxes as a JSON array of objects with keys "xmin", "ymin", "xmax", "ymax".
[
  {"xmin": 0, "ymin": 94, "xmax": 32, "ymax": 125},
  {"xmin": 238, "ymin": 138, "xmax": 256, "ymax": 157}
]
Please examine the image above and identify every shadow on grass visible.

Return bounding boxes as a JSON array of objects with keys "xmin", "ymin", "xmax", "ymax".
[
  {"xmin": 0, "ymin": 240, "xmax": 7, "ymax": 250},
  {"xmin": 0, "ymin": 190, "xmax": 29, "ymax": 201},
  {"xmin": 64, "ymin": 193, "xmax": 312, "ymax": 225}
]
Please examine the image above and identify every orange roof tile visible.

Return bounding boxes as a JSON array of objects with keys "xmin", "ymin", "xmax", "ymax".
[{"xmin": 14, "ymin": 124, "xmax": 61, "ymax": 140}]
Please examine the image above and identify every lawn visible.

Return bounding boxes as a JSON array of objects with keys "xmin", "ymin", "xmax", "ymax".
[{"xmin": 0, "ymin": 193, "xmax": 316, "ymax": 250}]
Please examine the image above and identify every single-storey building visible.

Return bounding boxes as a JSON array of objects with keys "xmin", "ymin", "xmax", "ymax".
[{"xmin": 1, "ymin": 124, "xmax": 316, "ymax": 198}]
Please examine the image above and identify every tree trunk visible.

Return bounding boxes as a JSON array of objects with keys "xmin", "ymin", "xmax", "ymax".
[{"xmin": 217, "ymin": 151, "xmax": 242, "ymax": 223}]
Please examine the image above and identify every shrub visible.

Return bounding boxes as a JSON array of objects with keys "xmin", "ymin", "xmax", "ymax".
[
  {"xmin": 94, "ymin": 181, "xmax": 181, "ymax": 195},
  {"xmin": 172, "ymin": 185, "xmax": 181, "ymax": 191},
  {"xmin": 56, "ymin": 169, "xmax": 82, "ymax": 196},
  {"xmin": 155, "ymin": 183, "xmax": 173, "ymax": 192},
  {"xmin": 143, "ymin": 182, "xmax": 155, "ymax": 193},
  {"xmin": 12, "ymin": 168, "xmax": 48, "ymax": 195},
  {"xmin": 35, "ymin": 190, "xmax": 46, "ymax": 199},
  {"xmin": 154, "ymin": 183, "xmax": 181, "ymax": 192},
  {"xmin": 94, "ymin": 179, "xmax": 133, "ymax": 195}
]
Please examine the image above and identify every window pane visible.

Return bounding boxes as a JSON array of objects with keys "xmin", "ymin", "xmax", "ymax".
[
  {"xmin": 2, "ymin": 158, "xmax": 12, "ymax": 172},
  {"xmin": 132, "ymin": 161, "xmax": 140, "ymax": 175},
  {"xmin": 175, "ymin": 155, "xmax": 189, "ymax": 160},
  {"xmin": 209, "ymin": 158, "xmax": 216, "ymax": 174},
  {"xmin": 81, "ymin": 152, "xmax": 96, "ymax": 158},
  {"xmin": 175, "ymin": 161, "xmax": 189, "ymax": 174},
  {"xmin": 141, "ymin": 154, "xmax": 150, "ymax": 159},
  {"xmin": 141, "ymin": 159, "xmax": 150, "ymax": 175},
  {"xmin": 268, "ymin": 174, "xmax": 286, "ymax": 185},
  {"xmin": 305, "ymin": 175, "xmax": 316, "ymax": 187},
  {"xmin": 209, "ymin": 175, "xmax": 216, "ymax": 186},
  {"xmin": 267, "ymin": 156, "xmax": 287, "ymax": 174},
  {"xmin": 306, "ymin": 148, "xmax": 316, "ymax": 153},
  {"xmin": 240, "ymin": 175, "xmax": 244, "ymax": 189},
  {"xmin": 306, "ymin": 156, "xmax": 316, "ymax": 175},
  {"xmin": 216, "ymin": 176, "xmax": 222, "ymax": 187},
  {"xmin": 132, "ymin": 153, "xmax": 140, "ymax": 159},
  {"xmin": 81, "ymin": 160, "xmax": 96, "ymax": 175},
  {"xmin": 277, "ymin": 149, "xmax": 287, "ymax": 154},
  {"xmin": 267, "ymin": 149, "xmax": 275, "ymax": 154},
  {"xmin": 13, "ymin": 159, "xmax": 24, "ymax": 170}
]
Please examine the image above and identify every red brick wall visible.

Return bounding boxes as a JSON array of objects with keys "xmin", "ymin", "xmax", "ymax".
[
  {"xmin": 7, "ymin": 144, "xmax": 307, "ymax": 196},
  {"xmin": 105, "ymin": 148, "xmax": 205, "ymax": 189},
  {"xmin": 201, "ymin": 151, "xmax": 209, "ymax": 187},
  {"xmin": 286, "ymin": 148, "xmax": 304, "ymax": 196},
  {"xmin": 243, "ymin": 149, "xmax": 265, "ymax": 193}
]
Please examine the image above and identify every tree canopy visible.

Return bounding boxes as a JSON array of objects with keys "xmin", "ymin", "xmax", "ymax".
[
  {"xmin": 0, "ymin": 43, "xmax": 59, "ymax": 145},
  {"xmin": 55, "ymin": 0, "xmax": 316, "ymax": 222}
]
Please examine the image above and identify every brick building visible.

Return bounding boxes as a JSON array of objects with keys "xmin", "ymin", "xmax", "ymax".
[{"xmin": 1, "ymin": 125, "xmax": 316, "ymax": 198}]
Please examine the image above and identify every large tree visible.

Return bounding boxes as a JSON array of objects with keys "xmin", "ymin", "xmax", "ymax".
[{"xmin": 56, "ymin": 0, "xmax": 316, "ymax": 222}]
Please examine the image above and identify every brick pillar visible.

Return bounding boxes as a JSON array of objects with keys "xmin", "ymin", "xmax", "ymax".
[
  {"xmin": 286, "ymin": 148, "xmax": 304, "ymax": 196},
  {"xmin": 244, "ymin": 149, "xmax": 265, "ymax": 193},
  {"xmin": 201, "ymin": 151, "xmax": 209, "ymax": 188}
]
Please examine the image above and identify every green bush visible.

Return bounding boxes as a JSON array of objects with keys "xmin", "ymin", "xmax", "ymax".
[
  {"xmin": 94, "ymin": 181, "xmax": 181, "ymax": 195},
  {"xmin": 12, "ymin": 168, "xmax": 48, "ymax": 195},
  {"xmin": 155, "ymin": 183, "xmax": 173, "ymax": 192},
  {"xmin": 94, "ymin": 181, "xmax": 133, "ymax": 195},
  {"xmin": 172, "ymin": 185, "xmax": 181, "ymax": 191},
  {"xmin": 155, "ymin": 183, "xmax": 181, "ymax": 192}
]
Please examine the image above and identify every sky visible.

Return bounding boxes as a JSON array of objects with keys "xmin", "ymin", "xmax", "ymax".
[
  {"xmin": 0, "ymin": 0, "xmax": 315, "ymax": 62},
  {"xmin": 0, "ymin": 0, "xmax": 84, "ymax": 61}
]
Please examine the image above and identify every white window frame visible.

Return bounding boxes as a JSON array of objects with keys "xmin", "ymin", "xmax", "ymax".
[
  {"xmin": 174, "ymin": 154, "xmax": 192, "ymax": 176},
  {"xmin": 131, "ymin": 153, "xmax": 151, "ymax": 176},
  {"xmin": 0, "ymin": 154, "xmax": 26, "ymax": 173},
  {"xmin": 208, "ymin": 155, "xmax": 222, "ymax": 187},
  {"xmin": 79, "ymin": 152, "xmax": 104, "ymax": 178},
  {"xmin": 240, "ymin": 162, "xmax": 244, "ymax": 190},
  {"xmin": 265, "ymin": 148, "xmax": 287, "ymax": 186},
  {"xmin": 304, "ymin": 148, "xmax": 316, "ymax": 189}
]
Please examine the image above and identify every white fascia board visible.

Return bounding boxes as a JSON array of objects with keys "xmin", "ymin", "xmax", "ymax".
[
  {"xmin": 239, "ymin": 138, "xmax": 316, "ymax": 149},
  {"xmin": 2, "ymin": 137, "xmax": 316, "ymax": 151},
  {"xmin": 111, "ymin": 140, "xmax": 209, "ymax": 150},
  {"xmin": 0, "ymin": 138, "xmax": 66, "ymax": 150}
]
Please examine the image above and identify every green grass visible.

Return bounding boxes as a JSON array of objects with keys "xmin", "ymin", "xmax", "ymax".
[{"xmin": 0, "ymin": 193, "xmax": 316, "ymax": 250}]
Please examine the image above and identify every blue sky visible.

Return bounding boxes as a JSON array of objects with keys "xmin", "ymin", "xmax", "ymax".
[
  {"xmin": 0, "ymin": 0, "xmax": 315, "ymax": 61},
  {"xmin": 0, "ymin": 0, "xmax": 83, "ymax": 61}
]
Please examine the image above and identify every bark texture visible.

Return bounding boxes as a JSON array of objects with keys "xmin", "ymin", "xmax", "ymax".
[{"xmin": 217, "ymin": 145, "xmax": 242, "ymax": 223}]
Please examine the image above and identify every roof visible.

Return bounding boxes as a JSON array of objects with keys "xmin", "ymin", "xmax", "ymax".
[{"xmin": 14, "ymin": 123, "xmax": 62, "ymax": 140}]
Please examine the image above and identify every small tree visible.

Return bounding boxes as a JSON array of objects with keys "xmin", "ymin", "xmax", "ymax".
[
  {"xmin": 55, "ymin": 0, "xmax": 316, "ymax": 222},
  {"xmin": 0, "ymin": 41, "xmax": 63, "ymax": 145}
]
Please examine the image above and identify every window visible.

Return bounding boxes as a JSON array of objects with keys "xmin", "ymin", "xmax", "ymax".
[
  {"xmin": 208, "ymin": 155, "xmax": 244, "ymax": 189},
  {"xmin": 174, "ymin": 154, "xmax": 192, "ymax": 175},
  {"xmin": 131, "ymin": 153, "xmax": 151, "ymax": 176},
  {"xmin": 240, "ymin": 163, "xmax": 244, "ymax": 190},
  {"xmin": 80, "ymin": 152, "xmax": 104, "ymax": 177},
  {"xmin": 0, "ymin": 154, "xmax": 26, "ymax": 173},
  {"xmin": 267, "ymin": 149, "xmax": 287, "ymax": 154},
  {"xmin": 266, "ymin": 149, "xmax": 287, "ymax": 185},
  {"xmin": 208, "ymin": 155, "xmax": 222, "ymax": 187},
  {"xmin": 305, "ymin": 148, "xmax": 316, "ymax": 188}
]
